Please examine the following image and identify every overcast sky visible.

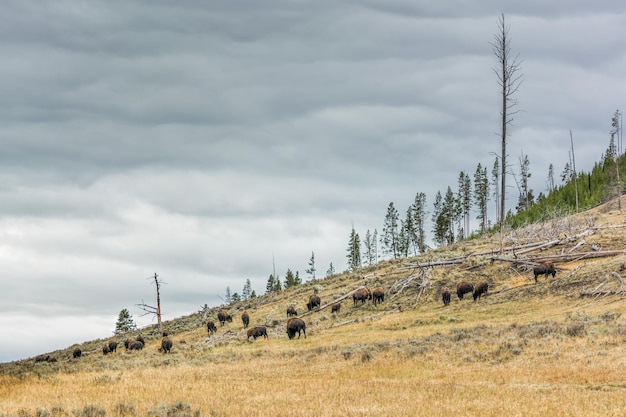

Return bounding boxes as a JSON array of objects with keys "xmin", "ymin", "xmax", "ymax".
[{"xmin": 1, "ymin": 1, "xmax": 625, "ymax": 363}]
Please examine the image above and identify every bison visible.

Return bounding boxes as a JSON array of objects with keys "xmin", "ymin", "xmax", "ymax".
[
  {"xmin": 102, "ymin": 345, "xmax": 111, "ymax": 355},
  {"xmin": 286, "ymin": 306, "xmax": 298, "ymax": 317},
  {"xmin": 160, "ymin": 336, "xmax": 173, "ymax": 353},
  {"xmin": 136, "ymin": 334, "xmax": 145, "ymax": 345},
  {"xmin": 73, "ymin": 348, "xmax": 82, "ymax": 359},
  {"xmin": 331, "ymin": 303, "xmax": 341, "ymax": 314},
  {"xmin": 307, "ymin": 294, "xmax": 321, "ymax": 311},
  {"xmin": 108, "ymin": 341, "xmax": 118, "ymax": 353},
  {"xmin": 533, "ymin": 262, "xmax": 556, "ymax": 283},
  {"xmin": 34, "ymin": 354, "xmax": 51, "ymax": 362},
  {"xmin": 352, "ymin": 287, "xmax": 371, "ymax": 306},
  {"xmin": 473, "ymin": 282, "xmax": 489, "ymax": 301},
  {"xmin": 442, "ymin": 288, "xmax": 451, "ymax": 306},
  {"xmin": 372, "ymin": 287, "xmax": 385, "ymax": 305},
  {"xmin": 207, "ymin": 320, "xmax": 217, "ymax": 335},
  {"xmin": 456, "ymin": 281, "xmax": 474, "ymax": 300},
  {"xmin": 241, "ymin": 310, "xmax": 250, "ymax": 328},
  {"xmin": 247, "ymin": 326, "xmax": 268, "ymax": 340},
  {"xmin": 128, "ymin": 340, "xmax": 144, "ymax": 351},
  {"xmin": 217, "ymin": 309, "xmax": 232, "ymax": 326},
  {"xmin": 286, "ymin": 317, "xmax": 306, "ymax": 339}
]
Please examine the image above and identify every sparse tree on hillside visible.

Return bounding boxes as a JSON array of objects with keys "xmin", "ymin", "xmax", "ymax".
[
  {"xmin": 492, "ymin": 13, "xmax": 523, "ymax": 252},
  {"xmin": 346, "ymin": 224, "xmax": 361, "ymax": 271},
  {"xmin": 363, "ymin": 229, "xmax": 376, "ymax": 266},
  {"xmin": 231, "ymin": 292, "xmax": 241, "ymax": 302},
  {"xmin": 411, "ymin": 192, "xmax": 428, "ymax": 253},
  {"xmin": 283, "ymin": 268, "xmax": 300, "ymax": 288},
  {"xmin": 474, "ymin": 163, "xmax": 489, "ymax": 234},
  {"xmin": 432, "ymin": 191, "xmax": 445, "ymax": 246},
  {"xmin": 492, "ymin": 157, "xmax": 500, "ymax": 222},
  {"xmin": 114, "ymin": 308, "xmax": 137, "ymax": 334},
  {"xmin": 136, "ymin": 272, "xmax": 164, "ymax": 333},
  {"xmin": 326, "ymin": 262, "xmax": 335, "ymax": 277},
  {"xmin": 265, "ymin": 274, "xmax": 277, "ymax": 294},
  {"xmin": 225, "ymin": 286, "xmax": 232, "ymax": 303},
  {"xmin": 403, "ymin": 207, "xmax": 417, "ymax": 256},
  {"xmin": 381, "ymin": 202, "xmax": 400, "ymax": 258},
  {"xmin": 515, "ymin": 152, "xmax": 532, "ymax": 212},
  {"xmin": 305, "ymin": 252, "xmax": 316, "ymax": 280},
  {"xmin": 242, "ymin": 279, "xmax": 252, "ymax": 300},
  {"xmin": 458, "ymin": 171, "xmax": 472, "ymax": 239}
]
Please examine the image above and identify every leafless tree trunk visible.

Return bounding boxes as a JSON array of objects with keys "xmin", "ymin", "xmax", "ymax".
[
  {"xmin": 492, "ymin": 13, "xmax": 523, "ymax": 253},
  {"xmin": 137, "ymin": 273, "xmax": 164, "ymax": 333},
  {"xmin": 570, "ymin": 130, "xmax": 579, "ymax": 213}
]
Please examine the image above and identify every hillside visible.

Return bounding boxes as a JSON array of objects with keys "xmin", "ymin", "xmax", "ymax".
[{"xmin": 2, "ymin": 198, "xmax": 626, "ymax": 416}]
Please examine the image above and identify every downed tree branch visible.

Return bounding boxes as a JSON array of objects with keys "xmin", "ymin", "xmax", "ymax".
[{"xmin": 580, "ymin": 271, "xmax": 626, "ymax": 297}]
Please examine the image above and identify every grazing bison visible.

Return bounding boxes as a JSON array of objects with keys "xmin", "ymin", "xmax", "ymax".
[
  {"xmin": 372, "ymin": 287, "xmax": 385, "ymax": 306},
  {"xmin": 217, "ymin": 309, "xmax": 232, "ymax": 326},
  {"xmin": 247, "ymin": 326, "xmax": 268, "ymax": 340},
  {"xmin": 73, "ymin": 348, "xmax": 82, "ymax": 359},
  {"xmin": 128, "ymin": 340, "xmax": 144, "ymax": 351},
  {"xmin": 207, "ymin": 320, "xmax": 217, "ymax": 335},
  {"xmin": 35, "ymin": 354, "xmax": 51, "ymax": 363},
  {"xmin": 241, "ymin": 310, "xmax": 250, "ymax": 328},
  {"xmin": 160, "ymin": 336, "xmax": 173, "ymax": 353},
  {"xmin": 102, "ymin": 345, "xmax": 111, "ymax": 355},
  {"xmin": 287, "ymin": 306, "xmax": 298, "ymax": 317},
  {"xmin": 331, "ymin": 303, "xmax": 341, "ymax": 314},
  {"xmin": 307, "ymin": 294, "xmax": 321, "ymax": 311},
  {"xmin": 108, "ymin": 341, "xmax": 118, "ymax": 353},
  {"xmin": 473, "ymin": 282, "xmax": 489, "ymax": 301},
  {"xmin": 442, "ymin": 288, "xmax": 451, "ymax": 306},
  {"xmin": 533, "ymin": 262, "xmax": 556, "ymax": 283},
  {"xmin": 352, "ymin": 287, "xmax": 371, "ymax": 306},
  {"xmin": 456, "ymin": 281, "xmax": 474, "ymax": 300},
  {"xmin": 136, "ymin": 334, "xmax": 145, "ymax": 345},
  {"xmin": 286, "ymin": 317, "xmax": 306, "ymax": 339}
]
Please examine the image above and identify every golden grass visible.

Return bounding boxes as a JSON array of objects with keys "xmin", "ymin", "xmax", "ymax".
[{"xmin": 3, "ymin": 200, "xmax": 626, "ymax": 416}]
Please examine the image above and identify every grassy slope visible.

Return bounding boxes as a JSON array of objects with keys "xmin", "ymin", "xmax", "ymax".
[{"xmin": 2, "ymin": 199, "xmax": 626, "ymax": 416}]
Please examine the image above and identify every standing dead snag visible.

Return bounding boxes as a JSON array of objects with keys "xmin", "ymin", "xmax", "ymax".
[{"xmin": 137, "ymin": 273, "xmax": 165, "ymax": 333}]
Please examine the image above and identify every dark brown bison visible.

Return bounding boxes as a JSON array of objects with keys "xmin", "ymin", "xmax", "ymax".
[
  {"xmin": 286, "ymin": 306, "xmax": 298, "ymax": 317},
  {"xmin": 136, "ymin": 334, "xmax": 145, "ymax": 345},
  {"xmin": 108, "ymin": 341, "xmax": 118, "ymax": 353},
  {"xmin": 307, "ymin": 294, "xmax": 321, "ymax": 311},
  {"xmin": 35, "ymin": 354, "xmax": 51, "ymax": 362},
  {"xmin": 442, "ymin": 288, "xmax": 451, "ymax": 306},
  {"xmin": 217, "ymin": 309, "xmax": 232, "ymax": 326},
  {"xmin": 352, "ymin": 287, "xmax": 371, "ymax": 306},
  {"xmin": 73, "ymin": 348, "xmax": 82, "ymax": 358},
  {"xmin": 128, "ymin": 340, "xmax": 144, "ymax": 351},
  {"xmin": 102, "ymin": 345, "xmax": 111, "ymax": 355},
  {"xmin": 372, "ymin": 287, "xmax": 385, "ymax": 305},
  {"xmin": 533, "ymin": 262, "xmax": 556, "ymax": 283},
  {"xmin": 47, "ymin": 357, "xmax": 57, "ymax": 363},
  {"xmin": 331, "ymin": 303, "xmax": 341, "ymax": 314},
  {"xmin": 286, "ymin": 317, "xmax": 306, "ymax": 339},
  {"xmin": 160, "ymin": 336, "xmax": 173, "ymax": 353},
  {"xmin": 207, "ymin": 320, "xmax": 217, "ymax": 335},
  {"xmin": 473, "ymin": 282, "xmax": 489, "ymax": 301},
  {"xmin": 241, "ymin": 310, "xmax": 250, "ymax": 328},
  {"xmin": 456, "ymin": 281, "xmax": 474, "ymax": 300},
  {"xmin": 247, "ymin": 326, "xmax": 268, "ymax": 340}
]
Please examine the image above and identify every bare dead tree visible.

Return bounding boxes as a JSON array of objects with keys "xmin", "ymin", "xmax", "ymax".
[
  {"xmin": 137, "ymin": 273, "xmax": 165, "ymax": 333},
  {"xmin": 491, "ymin": 13, "xmax": 523, "ymax": 253}
]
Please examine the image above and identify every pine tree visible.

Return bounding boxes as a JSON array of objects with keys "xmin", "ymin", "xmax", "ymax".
[
  {"xmin": 114, "ymin": 308, "xmax": 137, "ymax": 334},
  {"xmin": 547, "ymin": 163, "xmax": 555, "ymax": 193},
  {"xmin": 381, "ymin": 202, "xmax": 400, "ymax": 258},
  {"xmin": 491, "ymin": 157, "xmax": 500, "ymax": 225},
  {"xmin": 265, "ymin": 274, "xmax": 276, "ymax": 294},
  {"xmin": 411, "ymin": 192, "xmax": 427, "ymax": 254},
  {"xmin": 326, "ymin": 262, "xmax": 335, "ymax": 277},
  {"xmin": 225, "ymin": 286, "xmax": 231, "ymax": 303},
  {"xmin": 402, "ymin": 207, "xmax": 416, "ymax": 256},
  {"xmin": 231, "ymin": 292, "xmax": 241, "ymax": 302},
  {"xmin": 432, "ymin": 191, "xmax": 445, "ymax": 246},
  {"xmin": 242, "ymin": 279, "xmax": 252, "ymax": 300},
  {"xmin": 363, "ymin": 229, "xmax": 375, "ymax": 265},
  {"xmin": 305, "ymin": 252, "xmax": 316, "ymax": 280},
  {"xmin": 458, "ymin": 171, "xmax": 472, "ymax": 239},
  {"xmin": 284, "ymin": 268, "xmax": 299, "ymax": 288},
  {"xmin": 473, "ymin": 163, "xmax": 489, "ymax": 234},
  {"xmin": 346, "ymin": 224, "xmax": 361, "ymax": 271}
]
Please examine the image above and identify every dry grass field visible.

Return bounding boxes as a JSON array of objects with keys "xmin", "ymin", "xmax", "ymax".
[{"xmin": 2, "ymin": 199, "xmax": 626, "ymax": 416}]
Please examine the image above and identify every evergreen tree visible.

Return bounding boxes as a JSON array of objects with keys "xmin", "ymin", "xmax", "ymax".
[
  {"xmin": 458, "ymin": 171, "xmax": 472, "ymax": 239},
  {"xmin": 432, "ymin": 191, "xmax": 445, "ymax": 246},
  {"xmin": 273, "ymin": 277, "xmax": 282, "ymax": 292},
  {"xmin": 242, "ymin": 279, "xmax": 252, "ymax": 300},
  {"xmin": 473, "ymin": 163, "xmax": 489, "ymax": 235},
  {"xmin": 326, "ymin": 262, "xmax": 335, "ymax": 277},
  {"xmin": 547, "ymin": 163, "xmax": 555, "ymax": 193},
  {"xmin": 305, "ymin": 252, "xmax": 316, "ymax": 280},
  {"xmin": 516, "ymin": 152, "xmax": 532, "ymax": 212},
  {"xmin": 491, "ymin": 157, "xmax": 500, "ymax": 224},
  {"xmin": 250, "ymin": 290, "xmax": 257, "ymax": 298},
  {"xmin": 346, "ymin": 224, "xmax": 361, "ymax": 271},
  {"xmin": 114, "ymin": 308, "xmax": 137, "ymax": 334},
  {"xmin": 381, "ymin": 202, "xmax": 400, "ymax": 258},
  {"xmin": 225, "ymin": 286, "xmax": 231, "ymax": 303},
  {"xmin": 231, "ymin": 292, "xmax": 241, "ymax": 302},
  {"xmin": 265, "ymin": 274, "xmax": 276, "ymax": 294},
  {"xmin": 411, "ymin": 192, "xmax": 427, "ymax": 254},
  {"xmin": 443, "ymin": 186, "xmax": 459, "ymax": 245},
  {"xmin": 363, "ymin": 229, "xmax": 375, "ymax": 266},
  {"xmin": 403, "ymin": 207, "xmax": 417, "ymax": 256},
  {"xmin": 283, "ymin": 269, "xmax": 298, "ymax": 289}
]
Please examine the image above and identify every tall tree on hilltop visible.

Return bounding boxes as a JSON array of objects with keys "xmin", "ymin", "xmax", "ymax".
[
  {"xmin": 346, "ymin": 223, "xmax": 361, "ymax": 271},
  {"xmin": 363, "ymin": 229, "xmax": 376, "ymax": 266},
  {"xmin": 411, "ymin": 192, "xmax": 428, "ymax": 253},
  {"xmin": 305, "ymin": 252, "xmax": 316, "ymax": 280},
  {"xmin": 610, "ymin": 110, "xmax": 622, "ymax": 209},
  {"xmin": 114, "ymin": 308, "xmax": 137, "ymax": 334},
  {"xmin": 515, "ymin": 152, "xmax": 532, "ymax": 212},
  {"xmin": 284, "ymin": 268, "xmax": 300, "ymax": 288},
  {"xmin": 381, "ymin": 202, "xmax": 400, "ymax": 258},
  {"xmin": 474, "ymin": 163, "xmax": 489, "ymax": 234},
  {"xmin": 458, "ymin": 171, "xmax": 472, "ymax": 239},
  {"xmin": 491, "ymin": 157, "xmax": 500, "ymax": 222},
  {"xmin": 242, "ymin": 279, "xmax": 252, "ymax": 300},
  {"xmin": 492, "ymin": 13, "xmax": 523, "ymax": 252},
  {"xmin": 432, "ymin": 191, "xmax": 444, "ymax": 246}
]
